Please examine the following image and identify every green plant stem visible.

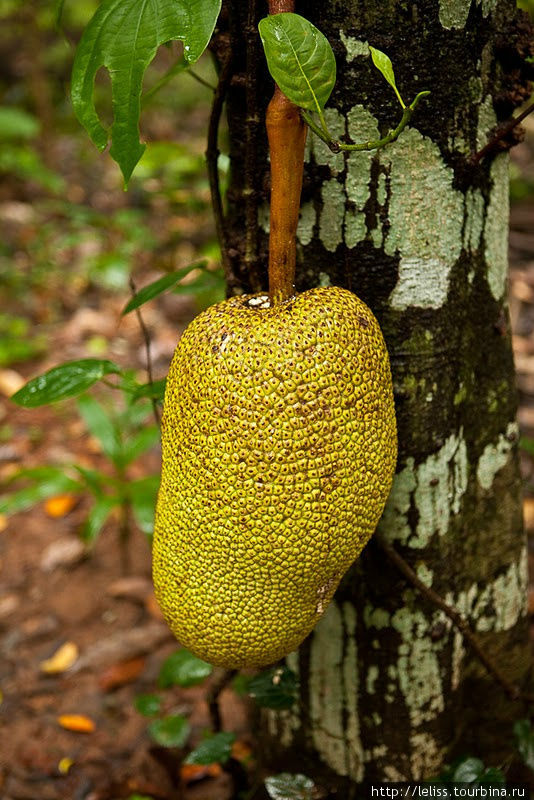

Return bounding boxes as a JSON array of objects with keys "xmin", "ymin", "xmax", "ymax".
[
  {"xmin": 303, "ymin": 90, "xmax": 430, "ymax": 153},
  {"xmin": 129, "ymin": 277, "xmax": 161, "ymax": 428}
]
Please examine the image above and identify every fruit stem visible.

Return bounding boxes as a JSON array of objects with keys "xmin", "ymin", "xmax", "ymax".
[{"xmin": 266, "ymin": 0, "xmax": 307, "ymax": 306}]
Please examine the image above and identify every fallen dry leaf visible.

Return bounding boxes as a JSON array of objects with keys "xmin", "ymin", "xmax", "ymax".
[
  {"xmin": 40, "ymin": 537, "xmax": 85, "ymax": 572},
  {"xmin": 0, "ymin": 369, "xmax": 25, "ymax": 397},
  {"xmin": 40, "ymin": 641, "xmax": 79, "ymax": 674},
  {"xmin": 98, "ymin": 656, "xmax": 146, "ymax": 691},
  {"xmin": 72, "ymin": 622, "xmax": 170, "ymax": 672},
  {"xmin": 0, "ymin": 513, "xmax": 7, "ymax": 533},
  {"xmin": 145, "ymin": 591, "xmax": 165, "ymax": 621},
  {"xmin": 58, "ymin": 757, "xmax": 74, "ymax": 775},
  {"xmin": 44, "ymin": 494, "xmax": 78, "ymax": 518},
  {"xmin": 180, "ymin": 763, "xmax": 222, "ymax": 784},
  {"xmin": 57, "ymin": 714, "xmax": 95, "ymax": 733},
  {"xmin": 107, "ymin": 575, "xmax": 152, "ymax": 602},
  {"xmin": 232, "ymin": 739, "xmax": 253, "ymax": 762}
]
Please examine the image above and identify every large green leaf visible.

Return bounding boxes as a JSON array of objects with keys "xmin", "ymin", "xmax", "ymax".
[
  {"xmin": 130, "ymin": 475, "xmax": 159, "ymax": 536},
  {"xmin": 247, "ymin": 667, "xmax": 298, "ymax": 710},
  {"xmin": 71, "ymin": 0, "xmax": 221, "ymax": 184},
  {"xmin": 81, "ymin": 494, "xmax": 118, "ymax": 544},
  {"xmin": 11, "ymin": 359, "xmax": 121, "ymax": 407},
  {"xmin": 258, "ymin": 13, "xmax": 336, "ymax": 113}
]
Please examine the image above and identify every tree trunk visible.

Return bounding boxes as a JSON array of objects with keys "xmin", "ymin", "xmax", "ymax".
[{"xmin": 222, "ymin": 0, "xmax": 534, "ymax": 788}]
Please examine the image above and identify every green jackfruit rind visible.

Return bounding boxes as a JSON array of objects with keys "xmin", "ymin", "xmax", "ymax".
[{"xmin": 153, "ymin": 286, "xmax": 397, "ymax": 668}]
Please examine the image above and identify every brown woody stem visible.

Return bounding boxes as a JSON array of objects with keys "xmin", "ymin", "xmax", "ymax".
[{"xmin": 266, "ymin": 0, "xmax": 307, "ymax": 306}]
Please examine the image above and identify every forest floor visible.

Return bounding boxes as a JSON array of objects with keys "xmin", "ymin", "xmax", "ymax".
[{"xmin": 0, "ymin": 92, "xmax": 534, "ymax": 800}]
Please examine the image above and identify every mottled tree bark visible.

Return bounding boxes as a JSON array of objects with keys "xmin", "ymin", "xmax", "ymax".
[{"xmin": 222, "ymin": 0, "xmax": 534, "ymax": 789}]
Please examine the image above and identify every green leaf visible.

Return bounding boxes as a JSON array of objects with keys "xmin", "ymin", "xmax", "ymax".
[
  {"xmin": 258, "ymin": 13, "xmax": 336, "ymax": 113},
  {"xmin": 0, "ymin": 468, "xmax": 82, "ymax": 515},
  {"xmin": 520, "ymin": 437, "xmax": 534, "ymax": 457},
  {"xmin": 130, "ymin": 475, "xmax": 159, "ymax": 536},
  {"xmin": 184, "ymin": 732, "xmax": 236, "ymax": 765},
  {"xmin": 515, "ymin": 719, "xmax": 534, "ymax": 771},
  {"xmin": 158, "ymin": 649, "xmax": 213, "ymax": 688},
  {"xmin": 369, "ymin": 46, "xmax": 404, "ymax": 107},
  {"xmin": 131, "ymin": 378, "xmax": 166, "ymax": 403},
  {"xmin": 122, "ymin": 425, "xmax": 160, "ymax": 466},
  {"xmin": 0, "ymin": 107, "xmax": 40, "ymax": 140},
  {"xmin": 248, "ymin": 667, "xmax": 298, "ymax": 710},
  {"xmin": 148, "ymin": 714, "xmax": 190, "ymax": 748},
  {"xmin": 71, "ymin": 0, "xmax": 222, "ymax": 184},
  {"xmin": 134, "ymin": 693, "xmax": 162, "ymax": 717},
  {"xmin": 81, "ymin": 494, "xmax": 118, "ymax": 544},
  {"xmin": 452, "ymin": 757, "xmax": 484, "ymax": 782},
  {"xmin": 77, "ymin": 395, "xmax": 121, "ymax": 464},
  {"xmin": 122, "ymin": 263, "xmax": 206, "ymax": 315},
  {"xmin": 480, "ymin": 767, "xmax": 506, "ymax": 784},
  {"xmin": 264, "ymin": 773, "xmax": 315, "ymax": 800},
  {"xmin": 11, "ymin": 359, "xmax": 121, "ymax": 407}
]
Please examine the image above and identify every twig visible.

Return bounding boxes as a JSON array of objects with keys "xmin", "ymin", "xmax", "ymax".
[
  {"xmin": 206, "ymin": 52, "xmax": 234, "ymax": 286},
  {"xmin": 374, "ymin": 531, "xmax": 534, "ymax": 704},
  {"xmin": 129, "ymin": 277, "xmax": 161, "ymax": 428},
  {"xmin": 470, "ymin": 101, "xmax": 534, "ymax": 164},
  {"xmin": 207, "ymin": 668, "xmax": 238, "ymax": 732}
]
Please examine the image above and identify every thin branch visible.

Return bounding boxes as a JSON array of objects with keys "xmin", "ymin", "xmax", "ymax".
[
  {"xmin": 129, "ymin": 277, "xmax": 161, "ymax": 428},
  {"xmin": 374, "ymin": 531, "xmax": 534, "ymax": 704},
  {"xmin": 207, "ymin": 669, "xmax": 237, "ymax": 732},
  {"xmin": 471, "ymin": 101, "xmax": 534, "ymax": 164},
  {"xmin": 206, "ymin": 52, "xmax": 234, "ymax": 286}
]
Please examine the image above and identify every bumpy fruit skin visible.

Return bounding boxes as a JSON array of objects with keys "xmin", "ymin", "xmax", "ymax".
[{"xmin": 153, "ymin": 286, "xmax": 397, "ymax": 669}]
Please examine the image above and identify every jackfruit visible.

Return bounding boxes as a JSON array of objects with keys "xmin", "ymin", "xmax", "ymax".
[{"xmin": 153, "ymin": 286, "xmax": 397, "ymax": 669}]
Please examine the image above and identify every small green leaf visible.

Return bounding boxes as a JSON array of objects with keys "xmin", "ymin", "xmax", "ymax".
[
  {"xmin": 452, "ymin": 757, "xmax": 484, "ymax": 782},
  {"xmin": 77, "ymin": 395, "xmax": 121, "ymax": 464},
  {"xmin": 248, "ymin": 667, "xmax": 298, "ymax": 710},
  {"xmin": 134, "ymin": 693, "xmax": 162, "ymax": 717},
  {"xmin": 148, "ymin": 714, "xmax": 190, "ymax": 748},
  {"xmin": 81, "ymin": 495, "xmax": 118, "ymax": 544},
  {"xmin": 258, "ymin": 13, "xmax": 336, "ymax": 113},
  {"xmin": 520, "ymin": 437, "xmax": 534, "ymax": 457},
  {"xmin": 71, "ymin": 0, "xmax": 222, "ymax": 184},
  {"xmin": 515, "ymin": 719, "xmax": 534, "ymax": 771},
  {"xmin": 0, "ymin": 107, "xmax": 40, "ymax": 140},
  {"xmin": 122, "ymin": 426, "xmax": 160, "ymax": 466},
  {"xmin": 122, "ymin": 263, "xmax": 207, "ymax": 315},
  {"xmin": 0, "ymin": 467, "xmax": 82, "ymax": 515},
  {"xmin": 369, "ymin": 46, "xmax": 404, "ymax": 107},
  {"xmin": 184, "ymin": 732, "xmax": 236, "ymax": 765},
  {"xmin": 264, "ymin": 773, "xmax": 315, "ymax": 800},
  {"xmin": 130, "ymin": 475, "xmax": 159, "ymax": 536},
  {"xmin": 131, "ymin": 379, "xmax": 166, "ymax": 403},
  {"xmin": 480, "ymin": 767, "xmax": 506, "ymax": 784},
  {"xmin": 11, "ymin": 359, "xmax": 121, "ymax": 407},
  {"xmin": 158, "ymin": 649, "xmax": 213, "ymax": 688}
]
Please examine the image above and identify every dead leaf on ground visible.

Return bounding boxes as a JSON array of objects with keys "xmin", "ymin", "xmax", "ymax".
[
  {"xmin": 57, "ymin": 714, "xmax": 95, "ymax": 733},
  {"xmin": 98, "ymin": 656, "xmax": 146, "ymax": 691},
  {"xmin": 44, "ymin": 494, "xmax": 78, "ymax": 518},
  {"xmin": 0, "ymin": 369, "xmax": 25, "ymax": 397},
  {"xmin": 40, "ymin": 641, "xmax": 79, "ymax": 674},
  {"xmin": 232, "ymin": 739, "xmax": 253, "ymax": 762},
  {"xmin": 145, "ymin": 591, "xmax": 165, "ymax": 620},
  {"xmin": 180, "ymin": 763, "xmax": 222, "ymax": 784},
  {"xmin": 72, "ymin": 622, "xmax": 170, "ymax": 672},
  {"xmin": 40, "ymin": 536, "xmax": 86, "ymax": 572},
  {"xmin": 107, "ymin": 575, "xmax": 152, "ymax": 603}
]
